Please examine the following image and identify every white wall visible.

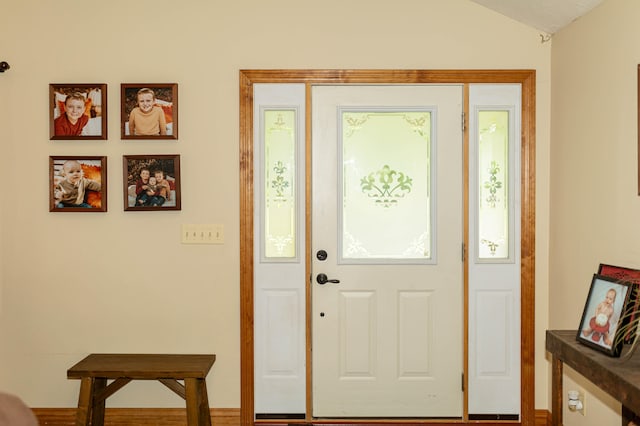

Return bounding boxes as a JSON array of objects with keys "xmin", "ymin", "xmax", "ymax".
[
  {"xmin": 550, "ymin": 0, "xmax": 640, "ymax": 424},
  {"xmin": 0, "ymin": 0, "xmax": 551, "ymax": 410}
]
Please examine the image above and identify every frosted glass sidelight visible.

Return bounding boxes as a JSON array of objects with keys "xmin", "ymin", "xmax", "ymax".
[
  {"xmin": 478, "ymin": 111, "xmax": 509, "ymax": 259},
  {"xmin": 264, "ymin": 110, "xmax": 296, "ymax": 258},
  {"xmin": 341, "ymin": 110, "xmax": 432, "ymax": 262}
]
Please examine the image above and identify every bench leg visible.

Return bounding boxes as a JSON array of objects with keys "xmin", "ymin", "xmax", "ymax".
[
  {"xmin": 185, "ymin": 378, "xmax": 211, "ymax": 426},
  {"xmin": 91, "ymin": 378, "xmax": 107, "ymax": 426},
  {"xmin": 75, "ymin": 377, "xmax": 108, "ymax": 426},
  {"xmin": 199, "ymin": 378, "xmax": 211, "ymax": 424},
  {"xmin": 75, "ymin": 377, "xmax": 93, "ymax": 426}
]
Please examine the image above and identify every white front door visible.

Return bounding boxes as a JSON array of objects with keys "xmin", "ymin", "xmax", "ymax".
[{"xmin": 311, "ymin": 85, "xmax": 464, "ymax": 417}]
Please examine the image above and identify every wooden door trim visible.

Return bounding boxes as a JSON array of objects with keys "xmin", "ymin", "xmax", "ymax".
[{"xmin": 239, "ymin": 69, "xmax": 536, "ymax": 426}]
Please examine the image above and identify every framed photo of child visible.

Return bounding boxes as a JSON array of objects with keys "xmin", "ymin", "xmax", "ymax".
[
  {"xmin": 121, "ymin": 84, "xmax": 178, "ymax": 139},
  {"xmin": 123, "ymin": 155, "xmax": 181, "ymax": 211},
  {"xmin": 49, "ymin": 156, "xmax": 107, "ymax": 212},
  {"xmin": 576, "ymin": 274, "xmax": 634, "ymax": 357},
  {"xmin": 49, "ymin": 84, "xmax": 107, "ymax": 140}
]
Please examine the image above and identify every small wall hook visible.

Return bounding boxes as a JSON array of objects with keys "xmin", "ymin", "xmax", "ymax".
[{"xmin": 0, "ymin": 61, "xmax": 10, "ymax": 73}]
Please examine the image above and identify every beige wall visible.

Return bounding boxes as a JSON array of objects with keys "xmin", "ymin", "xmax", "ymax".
[
  {"xmin": 0, "ymin": 0, "xmax": 551, "ymax": 412},
  {"xmin": 550, "ymin": 0, "xmax": 640, "ymax": 424}
]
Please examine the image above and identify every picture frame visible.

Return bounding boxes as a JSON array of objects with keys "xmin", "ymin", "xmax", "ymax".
[
  {"xmin": 576, "ymin": 274, "xmax": 633, "ymax": 356},
  {"xmin": 49, "ymin": 84, "xmax": 107, "ymax": 140},
  {"xmin": 123, "ymin": 155, "xmax": 181, "ymax": 211},
  {"xmin": 121, "ymin": 83, "xmax": 178, "ymax": 139},
  {"xmin": 598, "ymin": 263, "xmax": 640, "ymax": 343},
  {"xmin": 50, "ymin": 156, "xmax": 107, "ymax": 212},
  {"xmin": 598, "ymin": 263, "xmax": 640, "ymax": 284}
]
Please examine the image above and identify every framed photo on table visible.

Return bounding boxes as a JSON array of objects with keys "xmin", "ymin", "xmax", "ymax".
[
  {"xmin": 49, "ymin": 84, "xmax": 107, "ymax": 140},
  {"xmin": 49, "ymin": 156, "xmax": 107, "ymax": 212},
  {"xmin": 577, "ymin": 274, "xmax": 633, "ymax": 357},
  {"xmin": 123, "ymin": 155, "xmax": 181, "ymax": 211},
  {"xmin": 121, "ymin": 83, "xmax": 178, "ymax": 139}
]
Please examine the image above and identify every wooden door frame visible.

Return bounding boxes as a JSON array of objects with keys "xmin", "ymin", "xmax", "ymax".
[{"xmin": 239, "ymin": 69, "xmax": 536, "ymax": 426}]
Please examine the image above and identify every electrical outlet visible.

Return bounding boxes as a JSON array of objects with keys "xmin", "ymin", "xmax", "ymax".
[
  {"xmin": 568, "ymin": 389, "xmax": 585, "ymax": 416},
  {"xmin": 181, "ymin": 224, "xmax": 224, "ymax": 244}
]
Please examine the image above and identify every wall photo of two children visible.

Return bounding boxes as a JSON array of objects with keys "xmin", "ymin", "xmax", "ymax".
[
  {"xmin": 49, "ymin": 156, "xmax": 107, "ymax": 212},
  {"xmin": 123, "ymin": 155, "xmax": 181, "ymax": 211},
  {"xmin": 121, "ymin": 84, "xmax": 178, "ymax": 139},
  {"xmin": 49, "ymin": 84, "xmax": 107, "ymax": 140}
]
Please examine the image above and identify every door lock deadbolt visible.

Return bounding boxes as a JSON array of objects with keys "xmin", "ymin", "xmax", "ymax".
[{"xmin": 316, "ymin": 250, "xmax": 328, "ymax": 261}]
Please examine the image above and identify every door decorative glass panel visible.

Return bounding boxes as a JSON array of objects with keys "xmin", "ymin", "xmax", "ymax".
[
  {"xmin": 340, "ymin": 109, "xmax": 433, "ymax": 262},
  {"xmin": 477, "ymin": 110, "xmax": 510, "ymax": 261},
  {"xmin": 264, "ymin": 109, "xmax": 296, "ymax": 259}
]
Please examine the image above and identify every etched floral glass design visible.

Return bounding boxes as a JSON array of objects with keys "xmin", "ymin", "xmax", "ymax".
[
  {"xmin": 341, "ymin": 110, "xmax": 432, "ymax": 261},
  {"xmin": 478, "ymin": 110, "xmax": 509, "ymax": 259},
  {"xmin": 264, "ymin": 110, "xmax": 296, "ymax": 258}
]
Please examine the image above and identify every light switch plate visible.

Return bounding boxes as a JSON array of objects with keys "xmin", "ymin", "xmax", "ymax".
[{"xmin": 181, "ymin": 224, "xmax": 224, "ymax": 244}]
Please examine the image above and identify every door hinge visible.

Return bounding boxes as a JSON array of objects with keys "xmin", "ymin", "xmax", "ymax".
[
  {"xmin": 461, "ymin": 372, "xmax": 465, "ymax": 392},
  {"xmin": 461, "ymin": 112, "xmax": 466, "ymax": 131},
  {"xmin": 462, "ymin": 242, "xmax": 466, "ymax": 262}
]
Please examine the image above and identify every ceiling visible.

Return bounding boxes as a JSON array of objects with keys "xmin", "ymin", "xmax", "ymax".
[{"xmin": 469, "ymin": 0, "xmax": 604, "ymax": 34}]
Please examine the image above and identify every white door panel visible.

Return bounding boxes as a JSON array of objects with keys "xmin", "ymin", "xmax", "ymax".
[
  {"xmin": 312, "ymin": 85, "xmax": 463, "ymax": 417},
  {"xmin": 468, "ymin": 84, "xmax": 521, "ymax": 415},
  {"xmin": 253, "ymin": 84, "xmax": 306, "ymax": 414}
]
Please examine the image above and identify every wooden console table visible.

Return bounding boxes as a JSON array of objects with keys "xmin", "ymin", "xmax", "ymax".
[
  {"xmin": 67, "ymin": 353, "xmax": 216, "ymax": 426},
  {"xmin": 546, "ymin": 330, "xmax": 640, "ymax": 426}
]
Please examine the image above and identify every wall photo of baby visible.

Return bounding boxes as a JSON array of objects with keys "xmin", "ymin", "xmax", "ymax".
[{"xmin": 50, "ymin": 156, "xmax": 107, "ymax": 212}]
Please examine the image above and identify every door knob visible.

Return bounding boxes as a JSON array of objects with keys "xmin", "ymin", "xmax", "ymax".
[{"xmin": 316, "ymin": 273, "xmax": 340, "ymax": 285}]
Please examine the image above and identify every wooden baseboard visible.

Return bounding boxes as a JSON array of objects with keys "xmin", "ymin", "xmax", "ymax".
[
  {"xmin": 33, "ymin": 407, "xmax": 240, "ymax": 426},
  {"xmin": 33, "ymin": 408, "xmax": 549, "ymax": 426},
  {"xmin": 535, "ymin": 409, "xmax": 551, "ymax": 426}
]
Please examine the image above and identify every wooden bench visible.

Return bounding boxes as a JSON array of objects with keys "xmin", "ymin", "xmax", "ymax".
[{"xmin": 67, "ymin": 353, "xmax": 216, "ymax": 426}]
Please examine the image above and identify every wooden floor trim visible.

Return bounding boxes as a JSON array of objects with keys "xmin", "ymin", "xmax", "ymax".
[
  {"xmin": 33, "ymin": 407, "xmax": 240, "ymax": 425},
  {"xmin": 33, "ymin": 408, "xmax": 549, "ymax": 426},
  {"xmin": 535, "ymin": 409, "xmax": 551, "ymax": 426}
]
